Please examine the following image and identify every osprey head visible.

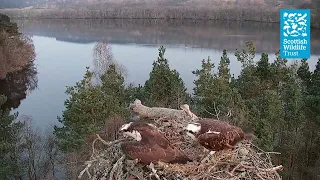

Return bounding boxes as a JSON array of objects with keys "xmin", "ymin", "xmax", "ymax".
[
  {"xmin": 183, "ymin": 122, "xmax": 201, "ymax": 140},
  {"xmin": 119, "ymin": 122, "xmax": 158, "ymax": 141},
  {"xmin": 119, "ymin": 122, "xmax": 142, "ymax": 141}
]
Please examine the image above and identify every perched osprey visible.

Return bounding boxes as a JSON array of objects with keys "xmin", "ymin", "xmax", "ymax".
[
  {"xmin": 184, "ymin": 118, "xmax": 252, "ymax": 152},
  {"xmin": 119, "ymin": 122, "xmax": 191, "ymax": 165}
]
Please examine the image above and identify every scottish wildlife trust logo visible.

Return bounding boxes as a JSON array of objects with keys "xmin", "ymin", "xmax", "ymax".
[{"xmin": 280, "ymin": 9, "xmax": 310, "ymax": 59}]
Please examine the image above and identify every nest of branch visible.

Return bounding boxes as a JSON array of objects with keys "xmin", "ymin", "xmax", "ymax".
[{"xmin": 79, "ymin": 115, "xmax": 283, "ymax": 180}]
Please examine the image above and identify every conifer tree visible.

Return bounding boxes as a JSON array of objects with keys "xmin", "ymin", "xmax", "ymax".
[
  {"xmin": 54, "ymin": 65, "xmax": 129, "ymax": 152},
  {"xmin": 297, "ymin": 59, "xmax": 312, "ymax": 89},
  {"xmin": 234, "ymin": 41, "xmax": 255, "ymax": 68},
  {"xmin": 192, "ymin": 56, "xmax": 216, "ymax": 117},
  {"xmin": 193, "ymin": 50, "xmax": 248, "ymax": 125},
  {"xmin": 144, "ymin": 46, "xmax": 187, "ymax": 109},
  {"xmin": 277, "ymin": 64, "xmax": 306, "ymax": 176}
]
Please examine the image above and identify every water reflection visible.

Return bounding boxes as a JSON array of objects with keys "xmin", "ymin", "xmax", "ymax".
[
  {"xmin": 15, "ymin": 19, "xmax": 320, "ymax": 55},
  {"xmin": 0, "ymin": 63, "xmax": 38, "ymax": 110}
]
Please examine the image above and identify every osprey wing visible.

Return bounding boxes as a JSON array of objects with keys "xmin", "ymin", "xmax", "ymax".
[
  {"xmin": 197, "ymin": 118, "xmax": 230, "ymax": 134},
  {"xmin": 197, "ymin": 131, "xmax": 226, "ymax": 151},
  {"xmin": 197, "ymin": 121, "xmax": 245, "ymax": 151},
  {"xmin": 121, "ymin": 141, "xmax": 166, "ymax": 165},
  {"xmin": 149, "ymin": 130, "xmax": 191, "ymax": 164}
]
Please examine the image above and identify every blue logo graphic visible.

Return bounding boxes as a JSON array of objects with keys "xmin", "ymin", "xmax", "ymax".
[{"xmin": 280, "ymin": 9, "xmax": 310, "ymax": 59}]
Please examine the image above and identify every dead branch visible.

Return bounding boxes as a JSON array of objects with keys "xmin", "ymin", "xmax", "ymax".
[
  {"xmin": 78, "ymin": 160, "xmax": 94, "ymax": 179},
  {"xmin": 96, "ymin": 134, "xmax": 125, "ymax": 146},
  {"xmin": 213, "ymin": 101, "xmax": 221, "ymax": 120},
  {"xmin": 227, "ymin": 107, "xmax": 232, "ymax": 117},
  {"xmin": 129, "ymin": 99, "xmax": 198, "ymax": 120},
  {"xmin": 242, "ymin": 165, "xmax": 284, "ymax": 172},
  {"xmin": 203, "ymin": 108, "xmax": 216, "ymax": 116}
]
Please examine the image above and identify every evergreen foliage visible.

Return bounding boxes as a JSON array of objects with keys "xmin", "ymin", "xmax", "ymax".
[
  {"xmin": 54, "ymin": 65, "xmax": 130, "ymax": 152},
  {"xmin": 144, "ymin": 45, "xmax": 188, "ymax": 109},
  {"xmin": 0, "ymin": 95, "xmax": 24, "ymax": 179},
  {"xmin": 192, "ymin": 50, "xmax": 247, "ymax": 126}
]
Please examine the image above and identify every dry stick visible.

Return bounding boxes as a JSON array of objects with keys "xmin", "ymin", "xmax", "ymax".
[
  {"xmin": 258, "ymin": 149, "xmax": 280, "ymax": 179},
  {"xmin": 91, "ymin": 138, "xmax": 98, "ymax": 154},
  {"xmin": 257, "ymin": 152, "xmax": 281, "ymax": 155},
  {"xmin": 125, "ymin": 169, "xmax": 145, "ymax": 180},
  {"xmin": 108, "ymin": 155, "xmax": 125, "ymax": 180},
  {"xmin": 231, "ymin": 162, "xmax": 243, "ymax": 175},
  {"xmin": 78, "ymin": 161, "xmax": 94, "ymax": 179},
  {"xmin": 203, "ymin": 108, "xmax": 216, "ymax": 117},
  {"xmin": 148, "ymin": 162, "xmax": 160, "ymax": 180},
  {"xmin": 242, "ymin": 165, "xmax": 283, "ymax": 172},
  {"xmin": 256, "ymin": 172, "xmax": 265, "ymax": 180},
  {"xmin": 213, "ymin": 101, "xmax": 220, "ymax": 120},
  {"xmin": 96, "ymin": 134, "xmax": 125, "ymax": 146}
]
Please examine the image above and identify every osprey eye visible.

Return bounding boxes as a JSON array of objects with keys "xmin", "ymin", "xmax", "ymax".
[{"xmin": 188, "ymin": 130, "xmax": 194, "ymax": 134}]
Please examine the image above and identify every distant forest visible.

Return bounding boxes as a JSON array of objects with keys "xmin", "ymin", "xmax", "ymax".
[
  {"xmin": 0, "ymin": 0, "xmax": 317, "ymax": 9},
  {"xmin": 1, "ymin": 0, "xmax": 319, "ymax": 28}
]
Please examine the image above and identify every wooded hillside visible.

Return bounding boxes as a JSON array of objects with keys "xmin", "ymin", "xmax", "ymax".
[
  {"xmin": 0, "ymin": 14, "xmax": 35, "ymax": 79},
  {"xmin": 0, "ymin": 0, "xmax": 315, "ymax": 9},
  {"xmin": 1, "ymin": 0, "xmax": 319, "ymax": 27}
]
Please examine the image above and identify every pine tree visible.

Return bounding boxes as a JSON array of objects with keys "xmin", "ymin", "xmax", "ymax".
[
  {"xmin": 193, "ymin": 50, "xmax": 248, "ymax": 125},
  {"xmin": 297, "ymin": 59, "xmax": 312, "ymax": 89},
  {"xmin": 192, "ymin": 56, "xmax": 216, "ymax": 117},
  {"xmin": 125, "ymin": 83, "xmax": 146, "ymax": 104},
  {"xmin": 256, "ymin": 53, "xmax": 270, "ymax": 81},
  {"xmin": 54, "ymin": 65, "xmax": 129, "ymax": 152},
  {"xmin": 234, "ymin": 41, "xmax": 255, "ymax": 68},
  {"xmin": 308, "ymin": 59, "xmax": 320, "ymax": 126},
  {"xmin": 144, "ymin": 46, "xmax": 188, "ymax": 109},
  {"xmin": 277, "ymin": 64, "xmax": 306, "ymax": 177},
  {"xmin": 233, "ymin": 46, "xmax": 286, "ymax": 150},
  {"xmin": 300, "ymin": 58, "xmax": 320, "ymax": 179}
]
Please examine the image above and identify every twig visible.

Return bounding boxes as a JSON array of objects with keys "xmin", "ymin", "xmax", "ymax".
[
  {"xmin": 148, "ymin": 162, "xmax": 160, "ymax": 180},
  {"xmin": 242, "ymin": 165, "xmax": 284, "ymax": 172},
  {"xmin": 92, "ymin": 138, "xmax": 98, "ymax": 154},
  {"xmin": 213, "ymin": 101, "xmax": 221, "ymax": 120},
  {"xmin": 203, "ymin": 108, "xmax": 216, "ymax": 117},
  {"xmin": 256, "ymin": 172, "xmax": 265, "ymax": 180},
  {"xmin": 257, "ymin": 152, "xmax": 281, "ymax": 155},
  {"xmin": 204, "ymin": 102, "xmax": 221, "ymax": 120},
  {"xmin": 231, "ymin": 162, "xmax": 243, "ymax": 175},
  {"xmin": 96, "ymin": 134, "xmax": 125, "ymax": 146},
  {"xmin": 226, "ymin": 107, "xmax": 232, "ymax": 117},
  {"xmin": 78, "ymin": 161, "xmax": 94, "ymax": 179},
  {"xmin": 109, "ymin": 155, "xmax": 125, "ymax": 180}
]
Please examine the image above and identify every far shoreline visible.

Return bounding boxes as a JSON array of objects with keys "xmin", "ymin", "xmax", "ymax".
[{"xmin": 1, "ymin": 7, "xmax": 319, "ymax": 29}]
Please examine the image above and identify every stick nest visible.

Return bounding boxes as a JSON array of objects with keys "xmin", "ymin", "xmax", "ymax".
[{"xmin": 79, "ymin": 116, "xmax": 283, "ymax": 180}]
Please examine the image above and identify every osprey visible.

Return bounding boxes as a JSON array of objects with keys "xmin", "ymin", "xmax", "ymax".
[
  {"xmin": 119, "ymin": 122, "xmax": 191, "ymax": 165},
  {"xmin": 183, "ymin": 118, "xmax": 252, "ymax": 160}
]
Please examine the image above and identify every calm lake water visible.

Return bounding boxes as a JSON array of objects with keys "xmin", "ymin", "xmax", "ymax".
[{"xmin": 2, "ymin": 19, "xmax": 320, "ymax": 131}]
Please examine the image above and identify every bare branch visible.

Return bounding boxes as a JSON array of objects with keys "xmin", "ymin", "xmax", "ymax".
[
  {"xmin": 96, "ymin": 134, "xmax": 125, "ymax": 146},
  {"xmin": 213, "ymin": 101, "xmax": 221, "ymax": 120}
]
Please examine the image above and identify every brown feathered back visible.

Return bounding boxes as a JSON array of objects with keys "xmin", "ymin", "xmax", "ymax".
[
  {"xmin": 195, "ymin": 118, "xmax": 246, "ymax": 151},
  {"xmin": 120, "ymin": 122, "xmax": 191, "ymax": 165}
]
